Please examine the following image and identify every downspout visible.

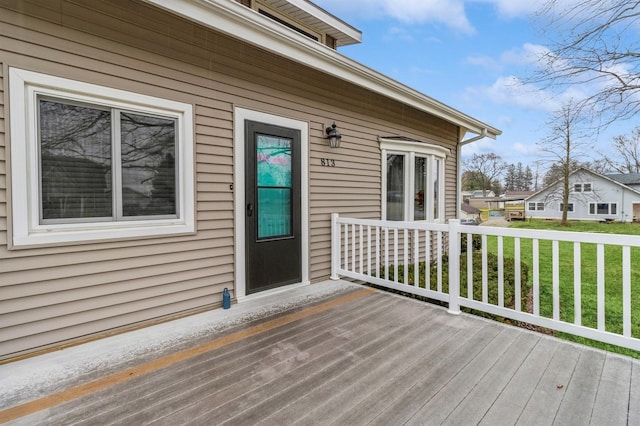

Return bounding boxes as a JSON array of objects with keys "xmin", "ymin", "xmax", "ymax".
[{"xmin": 457, "ymin": 128, "xmax": 488, "ymax": 218}]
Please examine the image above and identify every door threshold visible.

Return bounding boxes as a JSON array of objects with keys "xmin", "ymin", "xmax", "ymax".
[{"xmin": 237, "ymin": 281, "xmax": 311, "ymax": 303}]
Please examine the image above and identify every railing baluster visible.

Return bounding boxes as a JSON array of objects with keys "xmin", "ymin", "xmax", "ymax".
[
  {"xmin": 623, "ymin": 245, "xmax": 631, "ymax": 337},
  {"xmin": 425, "ymin": 230, "xmax": 431, "ymax": 290},
  {"xmin": 552, "ymin": 240, "xmax": 560, "ymax": 321},
  {"xmin": 515, "ymin": 237, "xmax": 521, "ymax": 312},
  {"xmin": 467, "ymin": 233, "xmax": 473, "ymax": 299},
  {"xmin": 437, "ymin": 231, "xmax": 443, "ymax": 293},
  {"xmin": 574, "ymin": 242, "xmax": 581, "ymax": 326},
  {"xmin": 533, "ymin": 239, "xmax": 539, "ymax": 316},
  {"xmin": 393, "ymin": 228, "xmax": 399, "ymax": 283},
  {"xmin": 367, "ymin": 225, "xmax": 372, "ymax": 276},
  {"xmin": 482, "ymin": 234, "xmax": 488, "ymax": 303},
  {"xmin": 375, "ymin": 226, "xmax": 380, "ymax": 278},
  {"xmin": 597, "ymin": 243, "xmax": 605, "ymax": 331},
  {"xmin": 343, "ymin": 223, "xmax": 348, "ymax": 273},
  {"xmin": 384, "ymin": 228, "xmax": 389, "ymax": 281},
  {"xmin": 351, "ymin": 224, "xmax": 356, "ymax": 272},
  {"xmin": 498, "ymin": 236, "xmax": 504, "ymax": 307},
  {"xmin": 403, "ymin": 229, "xmax": 409, "ymax": 285},
  {"xmin": 359, "ymin": 224, "xmax": 364, "ymax": 274},
  {"xmin": 413, "ymin": 229, "xmax": 419, "ymax": 288}
]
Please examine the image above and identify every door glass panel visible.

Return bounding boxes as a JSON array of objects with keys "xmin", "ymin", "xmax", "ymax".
[
  {"xmin": 120, "ymin": 112, "xmax": 177, "ymax": 217},
  {"xmin": 414, "ymin": 156, "xmax": 426, "ymax": 220},
  {"xmin": 258, "ymin": 188, "xmax": 291, "ymax": 238},
  {"xmin": 39, "ymin": 99, "xmax": 112, "ymax": 221},
  {"xmin": 256, "ymin": 135, "xmax": 292, "ymax": 238},
  {"xmin": 386, "ymin": 154, "xmax": 405, "ymax": 221}
]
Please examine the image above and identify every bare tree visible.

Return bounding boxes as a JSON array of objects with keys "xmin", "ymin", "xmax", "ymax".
[
  {"xmin": 533, "ymin": 1, "xmax": 640, "ymax": 125},
  {"xmin": 462, "ymin": 153, "xmax": 507, "ymax": 196},
  {"xmin": 538, "ymin": 100, "xmax": 593, "ymax": 225},
  {"xmin": 598, "ymin": 126, "xmax": 640, "ymax": 173}
]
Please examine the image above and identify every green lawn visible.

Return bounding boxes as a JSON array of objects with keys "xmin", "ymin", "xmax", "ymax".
[{"xmin": 489, "ymin": 220, "xmax": 640, "ymax": 358}]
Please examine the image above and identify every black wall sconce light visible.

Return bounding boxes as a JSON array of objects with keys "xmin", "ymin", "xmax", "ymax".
[{"xmin": 325, "ymin": 122, "xmax": 342, "ymax": 148}]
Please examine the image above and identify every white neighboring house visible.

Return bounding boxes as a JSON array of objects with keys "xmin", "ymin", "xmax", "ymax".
[{"xmin": 525, "ymin": 168, "xmax": 640, "ymax": 222}]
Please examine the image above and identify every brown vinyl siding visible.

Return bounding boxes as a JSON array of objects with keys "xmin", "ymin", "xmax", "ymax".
[{"xmin": 0, "ymin": 0, "xmax": 458, "ymax": 359}]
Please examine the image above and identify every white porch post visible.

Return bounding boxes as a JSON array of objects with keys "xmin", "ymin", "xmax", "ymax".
[
  {"xmin": 331, "ymin": 213, "xmax": 340, "ymax": 280},
  {"xmin": 447, "ymin": 219, "xmax": 461, "ymax": 315}
]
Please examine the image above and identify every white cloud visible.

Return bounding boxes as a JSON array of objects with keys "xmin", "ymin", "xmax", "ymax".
[
  {"xmin": 384, "ymin": 26, "xmax": 414, "ymax": 42},
  {"xmin": 466, "ymin": 54, "xmax": 502, "ymax": 72},
  {"xmin": 500, "ymin": 43, "xmax": 550, "ymax": 67},
  {"xmin": 475, "ymin": 76, "xmax": 559, "ymax": 112},
  {"xmin": 513, "ymin": 142, "xmax": 541, "ymax": 156},
  {"xmin": 475, "ymin": 0, "xmax": 543, "ymax": 18}
]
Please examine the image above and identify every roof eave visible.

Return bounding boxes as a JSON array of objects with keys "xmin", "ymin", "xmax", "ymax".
[{"xmin": 143, "ymin": 0, "xmax": 501, "ymax": 140}]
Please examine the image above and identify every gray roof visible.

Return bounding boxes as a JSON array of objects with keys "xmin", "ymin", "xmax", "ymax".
[{"xmin": 606, "ymin": 173, "xmax": 640, "ymax": 186}]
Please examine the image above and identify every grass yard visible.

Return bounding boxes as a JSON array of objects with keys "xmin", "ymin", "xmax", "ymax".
[{"xmin": 491, "ymin": 220, "xmax": 640, "ymax": 358}]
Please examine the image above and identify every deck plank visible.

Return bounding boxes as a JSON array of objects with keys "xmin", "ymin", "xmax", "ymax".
[
  {"xmin": 262, "ymin": 309, "xmax": 467, "ymax": 425},
  {"xmin": 225, "ymin": 298, "xmax": 440, "ymax": 425},
  {"xmin": 316, "ymin": 315, "xmax": 489, "ymax": 426},
  {"xmin": 43, "ymin": 291, "xmax": 394, "ymax": 425},
  {"xmin": 439, "ymin": 331, "xmax": 540, "ymax": 425},
  {"xmin": 479, "ymin": 336, "xmax": 559, "ymax": 425},
  {"xmin": 554, "ymin": 349, "xmax": 606, "ymax": 425},
  {"xmin": 4, "ymin": 285, "xmax": 640, "ymax": 426},
  {"xmin": 402, "ymin": 327, "xmax": 525, "ymax": 425},
  {"xmin": 629, "ymin": 361, "xmax": 640, "ymax": 425},
  {"xmin": 122, "ymin": 294, "xmax": 400, "ymax": 424},
  {"xmin": 590, "ymin": 354, "xmax": 633, "ymax": 425},
  {"xmin": 364, "ymin": 321, "xmax": 505, "ymax": 426}
]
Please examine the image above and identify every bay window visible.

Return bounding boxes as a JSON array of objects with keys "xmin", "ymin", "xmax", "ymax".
[
  {"xmin": 9, "ymin": 68, "xmax": 194, "ymax": 247},
  {"xmin": 381, "ymin": 138, "xmax": 447, "ymax": 222}
]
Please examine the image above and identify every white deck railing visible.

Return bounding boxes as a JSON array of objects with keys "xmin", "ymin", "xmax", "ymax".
[{"xmin": 331, "ymin": 214, "xmax": 640, "ymax": 352}]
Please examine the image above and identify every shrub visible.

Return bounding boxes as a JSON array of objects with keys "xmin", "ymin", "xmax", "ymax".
[{"xmin": 378, "ymin": 251, "xmax": 530, "ymax": 315}]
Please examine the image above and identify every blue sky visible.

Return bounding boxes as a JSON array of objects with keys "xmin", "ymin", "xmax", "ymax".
[{"xmin": 312, "ymin": 0, "xmax": 637, "ymax": 169}]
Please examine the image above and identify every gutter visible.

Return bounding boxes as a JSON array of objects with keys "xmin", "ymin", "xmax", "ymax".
[{"xmin": 457, "ymin": 128, "xmax": 491, "ymax": 218}]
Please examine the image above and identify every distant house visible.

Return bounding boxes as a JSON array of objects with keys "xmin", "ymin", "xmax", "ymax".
[
  {"xmin": 460, "ymin": 202, "xmax": 481, "ymax": 222},
  {"xmin": 502, "ymin": 191, "xmax": 534, "ymax": 221},
  {"xmin": 525, "ymin": 168, "xmax": 640, "ymax": 222}
]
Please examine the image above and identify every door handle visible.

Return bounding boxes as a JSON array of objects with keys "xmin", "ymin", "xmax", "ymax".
[{"xmin": 247, "ymin": 203, "xmax": 253, "ymax": 217}]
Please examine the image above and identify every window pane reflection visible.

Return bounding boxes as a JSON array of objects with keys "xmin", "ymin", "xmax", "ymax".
[
  {"xmin": 39, "ymin": 100, "xmax": 112, "ymax": 220},
  {"xmin": 387, "ymin": 154, "xmax": 404, "ymax": 221},
  {"xmin": 120, "ymin": 112, "xmax": 176, "ymax": 217},
  {"xmin": 414, "ymin": 157, "xmax": 426, "ymax": 220}
]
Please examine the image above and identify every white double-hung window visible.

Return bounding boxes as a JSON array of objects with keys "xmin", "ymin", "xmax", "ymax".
[
  {"xmin": 9, "ymin": 68, "xmax": 195, "ymax": 247},
  {"xmin": 380, "ymin": 138, "xmax": 448, "ymax": 222}
]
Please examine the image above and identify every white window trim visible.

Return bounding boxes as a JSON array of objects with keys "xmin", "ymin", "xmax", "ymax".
[
  {"xmin": 528, "ymin": 202, "xmax": 545, "ymax": 211},
  {"xmin": 9, "ymin": 68, "xmax": 195, "ymax": 247},
  {"xmin": 559, "ymin": 202, "xmax": 574, "ymax": 212},
  {"xmin": 574, "ymin": 182, "xmax": 593, "ymax": 193},
  {"xmin": 588, "ymin": 202, "xmax": 617, "ymax": 215},
  {"xmin": 380, "ymin": 139, "xmax": 448, "ymax": 222}
]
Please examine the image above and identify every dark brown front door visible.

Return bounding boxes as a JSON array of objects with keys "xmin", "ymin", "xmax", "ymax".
[{"xmin": 245, "ymin": 120, "xmax": 301, "ymax": 294}]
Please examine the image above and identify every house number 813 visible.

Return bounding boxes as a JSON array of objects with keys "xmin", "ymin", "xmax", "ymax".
[{"xmin": 320, "ymin": 158, "xmax": 336, "ymax": 167}]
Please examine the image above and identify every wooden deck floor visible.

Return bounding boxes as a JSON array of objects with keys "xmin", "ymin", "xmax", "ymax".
[{"xmin": 4, "ymin": 284, "xmax": 640, "ymax": 425}]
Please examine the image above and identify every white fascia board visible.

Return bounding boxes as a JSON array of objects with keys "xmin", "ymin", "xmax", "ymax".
[
  {"xmin": 284, "ymin": 0, "xmax": 362, "ymax": 44},
  {"xmin": 144, "ymin": 0, "xmax": 501, "ymax": 140}
]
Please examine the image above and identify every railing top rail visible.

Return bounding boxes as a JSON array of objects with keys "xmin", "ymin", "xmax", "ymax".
[
  {"xmin": 334, "ymin": 216, "xmax": 449, "ymax": 232},
  {"xmin": 458, "ymin": 223, "xmax": 640, "ymax": 246}
]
